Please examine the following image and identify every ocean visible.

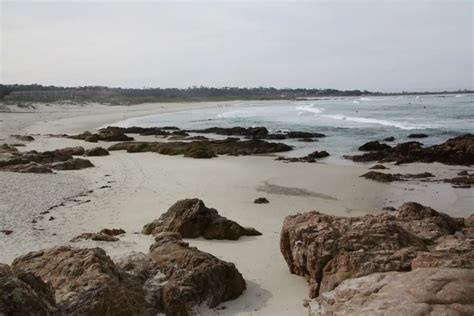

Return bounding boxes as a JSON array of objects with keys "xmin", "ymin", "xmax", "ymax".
[{"xmin": 112, "ymin": 94, "xmax": 474, "ymax": 164}]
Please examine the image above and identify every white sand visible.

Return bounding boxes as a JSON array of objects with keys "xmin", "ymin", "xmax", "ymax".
[{"xmin": 1, "ymin": 101, "xmax": 472, "ymax": 315}]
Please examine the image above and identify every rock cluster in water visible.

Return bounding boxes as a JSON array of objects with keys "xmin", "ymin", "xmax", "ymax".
[{"xmin": 345, "ymin": 134, "xmax": 474, "ymax": 165}]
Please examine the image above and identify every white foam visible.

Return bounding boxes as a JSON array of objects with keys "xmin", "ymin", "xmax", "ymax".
[
  {"xmin": 320, "ymin": 114, "xmax": 430, "ymax": 130},
  {"xmin": 295, "ymin": 105, "xmax": 324, "ymax": 115}
]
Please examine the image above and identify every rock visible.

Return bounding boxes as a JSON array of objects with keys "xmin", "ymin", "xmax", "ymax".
[
  {"xmin": 408, "ymin": 133, "xmax": 429, "ymax": 138},
  {"xmin": 383, "ymin": 136, "xmax": 395, "ymax": 141},
  {"xmin": 254, "ymin": 197, "xmax": 269, "ymax": 204},
  {"xmin": 297, "ymin": 138, "xmax": 316, "ymax": 142},
  {"xmin": 444, "ymin": 175, "xmax": 474, "ymax": 185},
  {"xmin": 8, "ymin": 143, "xmax": 26, "ymax": 147},
  {"xmin": 69, "ymin": 130, "xmax": 134, "ymax": 142},
  {"xmin": 1, "ymin": 230, "xmax": 13, "ymax": 235},
  {"xmin": 360, "ymin": 171, "xmax": 401, "ymax": 182},
  {"xmin": 458, "ymin": 170, "xmax": 469, "ymax": 176},
  {"xmin": 280, "ymin": 202, "xmax": 465, "ymax": 298},
  {"xmin": 148, "ymin": 232, "xmax": 246, "ymax": 315},
  {"xmin": 12, "ymin": 246, "xmax": 153, "ymax": 315},
  {"xmin": 11, "ymin": 134, "xmax": 35, "ymax": 142},
  {"xmin": 6, "ymin": 162, "xmax": 53, "ymax": 173},
  {"xmin": 142, "ymin": 198, "xmax": 261, "ymax": 240},
  {"xmin": 358, "ymin": 141, "xmax": 391, "ymax": 151},
  {"xmin": 309, "ymin": 268, "xmax": 474, "ymax": 316},
  {"xmin": 360, "ymin": 171, "xmax": 434, "ymax": 182},
  {"xmin": 84, "ymin": 147, "xmax": 110, "ymax": 156},
  {"xmin": 345, "ymin": 134, "xmax": 474, "ymax": 165},
  {"xmin": 71, "ymin": 229, "xmax": 125, "ymax": 242},
  {"xmin": 466, "ymin": 214, "xmax": 474, "ymax": 227},
  {"xmin": 0, "ymin": 146, "xmax": 94, "ymax": 173},
  {"xmin": 277, "ymin": 151, "xmax": 329, "ymax": 163},
  {"xmin": 108, "ymin": 138, "xmax": 292, "ymax": 158},
  {"xmin": 0, "ymin": 263, "xmax": 57, "ymax": 315},
  {"xmin": 369, "ymin": 164, "xmax": 388, "ymax": 169},
  {"xmin": 49, "ymin": 158, "xmax": 94, "ymax": 170}
]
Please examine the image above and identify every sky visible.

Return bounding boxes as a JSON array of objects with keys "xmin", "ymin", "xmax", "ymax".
[{"xmin": 1, "ymin": 0, "xmax": 473, "ymax": 92}]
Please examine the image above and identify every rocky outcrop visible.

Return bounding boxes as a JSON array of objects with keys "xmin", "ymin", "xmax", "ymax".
[
  {"xmin": 142, "ymin": 198, "xmax": 261, "ymax": 240},
  {"xmin": 360, "ymin": 171, "xmax": 434, "ymax": 182},
  {"xmin": 309, "ymin": 268, "xmax": 474, "ymax": 316},
  {"xmin": 0, "ymin": 263, "xmax": 57, "ymax": 315},
  {"xmin": 369, "ymin": 164, "xmax": 388, "ymax": 169},
  {"xmin": 11, "ymin": 246, "xmax": 153, "ymax": 316},
  {"xmin": 280, "ymin": 202, "xmax": 467, "ymax": 298},
  {"xmin": 84, "ymin": 147, "xmax": 110, "ymax": 156},
  {"xmin": 146, "ymin": 232, "xmax": 247, "ymax": 315},
  {"xmin": 99, "ymin": 126, "xmax": 187, "ymax": 137},
  {"xmin": 0, "ymin": 146, "xmax": 94, "ymax": 173},
  {"xmin": 345, "ymin": 134, "xmax": 474, "ymax": 165},
  {"xmin": 358, "ymin": 141, "xmax": 391, "ymax": 151},
  {"xmin": 109, "ymin": 138, "xmax": 292, "ymax": 158},
  {"xmin": 69, "ymin": 130, "xmax": 134, "ymax": 142}
]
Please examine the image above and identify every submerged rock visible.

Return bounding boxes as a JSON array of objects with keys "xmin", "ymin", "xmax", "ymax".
[
  {"xmin": 408, "ymin": 133, "xmax": 429, "ymax": 138},
  {"xmin": 142, "ymin": 198, "xmax": 261, "ymax": 240},
  {"xmin": 280, "ymin": 202, "xmax": 466, "ymax": 298}
]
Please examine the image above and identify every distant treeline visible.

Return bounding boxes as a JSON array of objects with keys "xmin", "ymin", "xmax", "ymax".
[{"xmin": 0, "ymin": 84, "xmax": 471, "ymax": 104}]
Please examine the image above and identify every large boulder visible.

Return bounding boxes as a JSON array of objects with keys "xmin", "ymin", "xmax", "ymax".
[
  {"xmin": 309, "ymin": 268, "xmax": 474, "ymax": 315},
  {"xmin": 142, "ymin": 198, "xmax": 261, "ymax": 240},
  {"xmin": 0, "ymin": 263, "xmax": 57, "ymax": 315},
  {"xmin": 148, "ymin": 232, "xmax": 246, "ymax": 315},
  {"xmin": 84, "ymin": 147, "xmax": 110, "ymax": 156},
  {"xmin": 358, "ymin": 141, "xmax": 391, "ymax": 151},
  {"xmin": 49, "ymin": 158, "xmax": 94, "ymax": 170},
  {"xmin": 11, "ymin": 246, "xmax": 153, "ymax": 316},
  {"xmin": 280, "ymin": 202, "xmax": 466, "ymax": 298}
]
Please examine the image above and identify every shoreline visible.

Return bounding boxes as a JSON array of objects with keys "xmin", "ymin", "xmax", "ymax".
[{"xmin": 1, "ymin": 101, "xmax": 473, "ymax": 315}]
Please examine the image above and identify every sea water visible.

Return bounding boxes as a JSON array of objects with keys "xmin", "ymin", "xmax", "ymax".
[{"xmin": 112, "ymin": 94, "xmax": 474, "ymax": 164}]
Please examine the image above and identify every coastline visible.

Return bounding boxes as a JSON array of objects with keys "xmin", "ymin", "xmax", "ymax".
[{"xmin": 1, "ymin": 101, "xmax": 473, "ymax": 315}]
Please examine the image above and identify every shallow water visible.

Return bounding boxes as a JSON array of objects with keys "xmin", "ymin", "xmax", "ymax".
[{"xmin": 112, "ymin": 94, "xmax": 474, "ymax": 163}]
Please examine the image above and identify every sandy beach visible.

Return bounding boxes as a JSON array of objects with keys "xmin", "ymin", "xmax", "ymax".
[{"xmin": 1, "ymin": 101, "xmax": 473, "ymax": 315}]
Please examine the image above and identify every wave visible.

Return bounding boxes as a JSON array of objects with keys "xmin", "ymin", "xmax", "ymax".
[
  {"xmin": 295, "ymin": 104, "xmax": 324, "ymax": 115},
  {"xmin": 320, "ymin": 114, "xmax": 431, "ymax": 130}
]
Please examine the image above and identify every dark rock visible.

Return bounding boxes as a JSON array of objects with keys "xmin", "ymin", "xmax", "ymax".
[
  {"xmin": 383, "ymin": 136, "xmax": 395, "ymax": 141},
  {"xmin": 346, "ymin": 134, "xmax": 474, "ymax": 166},
  {"xmin": 108, "ymin": 139, "xmax": 292, "ymax": 158},
  {"xmin": 84, "ymin": 147, "xmax": 109, "ymax": 156},
  {"xmin": 142, "ymin": 198, "xmax": 261, "ymax": 240},
  {"xmin": 369, "ymin": 164, "xmax": 388, "ymax": 170},
  {"xmin": 254, "ymin": 197, "xmax": 269, "ymax": 204},
  {"xmin": 100, "ymin": 228, "xmax": 126, "ymax": 236},
  {"xmin": 1, "ymin": 230, "xmax": 13, "ymax": 235},
  {"xmin": 70, "ymin": 233, "xmax": 118, "ymax": 242},
  {"xmin": 408, "ymin": 133, "xmax": 429, "ymax": 138},
  {"xmin": 358, "ymin": 141, "xmax": 391, "ymax": 151},
  {"xmin": 277, "ymin": 151, "xmax": 329, "ymax": 163},
  {"xmin": 69, "ymin": 130, "xmax": 134, "ymax": 142},
  {"xmin": 50, "ymin": 158, "xmax": 94, "ymax": 170},
  {"xmin": 458, "ymin": 170, "xmax": 469, "ymax": 176},
  {"xmin": 0, "ymin": 263, "xmax": 57, "ymax": 315},
  {"xmin": 360, "ymin": 171, "xmax": 401, "ymax": 182}
]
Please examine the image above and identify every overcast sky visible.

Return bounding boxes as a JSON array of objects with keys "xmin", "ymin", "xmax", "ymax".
[{"xmin": 1, "ymin": 0, "xmax": 473, "ymax": 92}]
